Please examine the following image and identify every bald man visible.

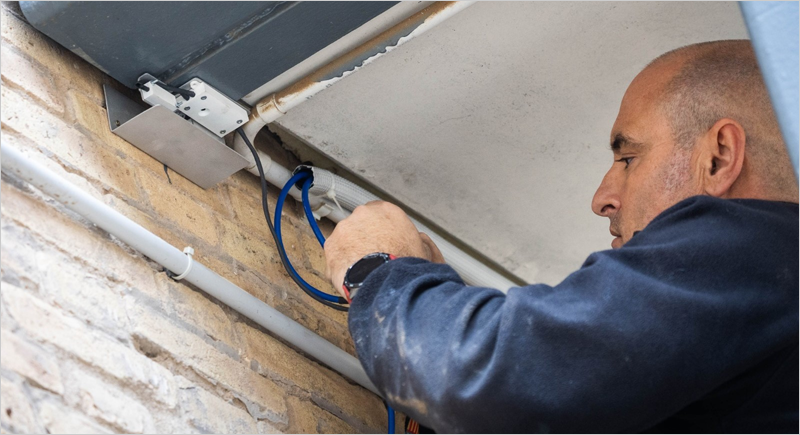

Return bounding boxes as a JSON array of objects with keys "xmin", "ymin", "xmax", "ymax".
[{"xmin": 324, "ymin": 40, "xmax": 798, "ymax": 433}]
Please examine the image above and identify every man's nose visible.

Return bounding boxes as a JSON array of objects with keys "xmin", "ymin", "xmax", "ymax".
[{"xmin": 591, "ymin": 171, "xmax": 621, "ymax": 217}]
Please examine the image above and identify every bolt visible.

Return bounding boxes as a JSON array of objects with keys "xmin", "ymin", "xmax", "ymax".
[
  {"xmin": 237, "ymin": 120, "xmax": 243, "ymax": 124},
  {"xmin": 220, "ymin": 130, "xmax": 226, "ymax": 135},
  {"xmin": 201, "ymin": 96, "xmax": 207, "ymax": 100},
  {"xmin": 184, "ymin": 106, "xmax": 190, "ymax": 111}
]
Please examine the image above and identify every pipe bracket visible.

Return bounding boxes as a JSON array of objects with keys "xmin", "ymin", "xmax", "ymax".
[{"xmin": 170, "ymin": 246, "xmax": 195, "ymax": 280}]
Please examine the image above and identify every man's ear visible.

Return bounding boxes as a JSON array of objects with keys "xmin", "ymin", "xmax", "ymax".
[{"xmin": 698, "ymin": 118, "xmax": 746, "ymax": 198}]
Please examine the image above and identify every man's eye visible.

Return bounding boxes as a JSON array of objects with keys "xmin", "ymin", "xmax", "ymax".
[{"xmin": 616, "ymin": 157, "xmax": 634, "ymax": 168}]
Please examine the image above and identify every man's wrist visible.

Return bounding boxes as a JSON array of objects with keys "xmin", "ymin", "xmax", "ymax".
[{"xmin": 342, "ymin": 252, "xmax": 396, "ymax": 301}]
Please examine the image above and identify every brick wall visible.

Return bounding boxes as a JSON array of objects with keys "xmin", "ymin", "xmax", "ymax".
[{"xmin": 0, "ymin": 2, "xmax": 391, "ymax": 433}]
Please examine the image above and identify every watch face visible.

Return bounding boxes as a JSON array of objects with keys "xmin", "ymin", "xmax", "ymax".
[{"xmin": 349, "ymin": 255, "xmax": 390, "ymax": 283}]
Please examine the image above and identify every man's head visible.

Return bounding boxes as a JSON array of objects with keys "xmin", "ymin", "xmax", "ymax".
[{"xmin": 592, "ymin": 39, "xmax": 798, "ymax": 249}]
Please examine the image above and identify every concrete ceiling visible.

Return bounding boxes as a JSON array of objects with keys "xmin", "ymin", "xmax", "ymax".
[{"xmin": 273, "ymin": 2, "xmax": 749, "ymax": 286}]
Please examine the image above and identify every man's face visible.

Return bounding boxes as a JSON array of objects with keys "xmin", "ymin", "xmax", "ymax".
[{"xmin": 591, "ymin": 68, "xmax": 701, "ymax": 249}]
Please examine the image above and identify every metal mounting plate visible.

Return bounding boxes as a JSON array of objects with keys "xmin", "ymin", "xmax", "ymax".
[
  {"xmin": 104, "ymin": 85, "xmax": 249, "ymax": 189},
  {"xmin": 177, "ymin": 78, "xmax": 249, "ymax": 137}
]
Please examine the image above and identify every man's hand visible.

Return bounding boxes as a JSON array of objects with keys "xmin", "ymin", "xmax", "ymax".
[{"xmin": 324, "ymin": 201, "xmax": 445, "ymax": 296}]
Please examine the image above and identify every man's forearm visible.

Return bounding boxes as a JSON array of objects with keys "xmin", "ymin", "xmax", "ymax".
[{"xmin": 348, "ymin": 257, "xmax": 511, "ymax": 433}]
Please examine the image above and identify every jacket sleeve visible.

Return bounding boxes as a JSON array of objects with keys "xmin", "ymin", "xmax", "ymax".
[{"xmin": 347, "ymin": 198, "xmax": 798, "ymax": 433}]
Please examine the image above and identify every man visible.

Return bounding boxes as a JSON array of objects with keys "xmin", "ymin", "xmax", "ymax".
[{"xmin": 324, "ymin": 40, "xmax": 798, "ymax": 433}]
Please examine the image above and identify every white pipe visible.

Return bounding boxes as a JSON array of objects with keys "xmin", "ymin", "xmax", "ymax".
[
  {"xmin": 307, "ymin": 167, "xmax": 518, "ymax": 291},
  {"xmin": 231, "ymin": 128, "xmax": 349, "ymax": 222},
  {"xmin": 0, "ymin": 144, "xmax": 378, "ymax": 395}
]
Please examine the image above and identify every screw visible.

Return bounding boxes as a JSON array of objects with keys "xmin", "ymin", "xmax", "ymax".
[
  {"xmin": 115, "ymin": 120, "xmax": 121, "ymax": 127},
  {"xmin": 201, "ymin": 96, "xmax": 207, "ymax": 100},
  {"xmin": 220, "ymin": 130, "xmax": 226, "ymax": 135},
  {"xmin": 237, "ymin": 120, "xmax": 243, "ymax": 124},
  {"xmin": 184, "ymin": 106, "xmax": 190, "ymax": 111}
]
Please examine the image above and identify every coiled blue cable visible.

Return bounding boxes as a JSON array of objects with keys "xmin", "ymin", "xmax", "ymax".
[{"xmin": 274, "ymin": 172, "xmax": 340, "ymax": 303}]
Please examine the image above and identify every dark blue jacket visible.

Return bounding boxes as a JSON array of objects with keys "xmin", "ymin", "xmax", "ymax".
[{"xmin": 349, "ymin": 196, "xmax": 798, "ymax": 433}]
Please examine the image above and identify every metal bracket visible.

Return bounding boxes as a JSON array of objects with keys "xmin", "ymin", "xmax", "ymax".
[
  {"xmin": 104, "ymin": 84, "xmax": 249, "ymax": 189},
  {"xmin": 136, "ymin": 75, "xmax": 248, "ymax": 138},
  {"xmin": 176, "ymin": 78, "xmax": 249, "ymax": 137}
]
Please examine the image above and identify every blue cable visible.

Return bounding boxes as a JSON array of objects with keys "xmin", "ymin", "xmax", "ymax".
[
  {"xmin": 299, "ymin": 173, "xmax": 397, "ymax": 435},
  {"xmin": 274, "ymin": 172, "xmax": 340, "ymax": 303},
  {"xmin": 302, "ymin": 177, "xmax": 326, "ymax": 247},
  {"xmin": 387, "ymin": 404, "xmax": 395, "ymax": 434},
  {"xmin": 294, "ymin": 171, "xmax": 395, "ymax": 433}
]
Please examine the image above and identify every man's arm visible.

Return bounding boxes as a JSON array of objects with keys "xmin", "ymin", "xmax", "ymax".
[{"xmin": 328, "ymin": 198, "xmax": 798, "ymax": 433}]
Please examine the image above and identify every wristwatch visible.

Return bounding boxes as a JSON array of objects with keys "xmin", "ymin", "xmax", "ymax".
[{"xmin": 342, "ymin": 252, "xmax": 396, "ymax": 301}]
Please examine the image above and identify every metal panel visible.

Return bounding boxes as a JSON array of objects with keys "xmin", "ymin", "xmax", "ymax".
[
  {"xmin": 20, "ymin": 1, "xmax": 397, "ymax": 101},
  {"xmin": 104, "ymin": 85, "xmax": 249, "ymax": 189}
]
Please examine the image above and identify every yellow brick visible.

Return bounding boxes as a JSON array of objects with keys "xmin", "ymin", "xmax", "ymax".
[
  {"xmin": 286, "ymin": 396, "xmax": 355, "ymax": 434},
  {"xmin": 1, "ymin": 8, "xmax": 106, "ymax": 106},
  {"xmin": 228, "ymin": 182, "xmax": 303, "ymax": 237},
  {"xmin": 237, "ymin": 322, "xmax": 384, "ymax": 432},
  {"xmin": 228, "ymin": 184, "xmax": 274, "ymax": 240},
  {"xmin": 138, "ymin": 169, "xmax": 219, "ymax": 247},
  {"xmin": 270, "ymin": 295, "xmax": 355, "ymax": 357},
  {"xmin": 281, "ymin": 222, "xmax": 307, "ymax": 269},
  {"xmin": 292, "ymin": 275, "xmax": 349, "ymax": 330},
  {"xmin": 168, "ymin": 171, "xmax": 234, "ymax": 218},
  {"xmin": 68, "ymin": 90, "xmax": 163, "ymax": 174},
  {"xmin": 1, "ymin": 85, "xmax": 141, "ymax": 201},
  {"xmin": 194, "ymin": 252, "xmax": 271, "ymax": 302},
  {"xmin": 301, "ymin": 232, "xmax": 328, "ymax": 276},
  {"xmin": 0, "ymin": 44, "xmax": 63, "ymax": 112},
  {"xmin": 217, "ymin": 216, "xmax": 280, "ymax": 273},
  {"xmin": 317, "ymin": 217, "xmax": 336, "ymax": 239},
  {"xmin": 109, "ymin": 197, "xmax": 191, "ymax": 256},
  {"xmin": 227, "ymin": 165, "xmax": 268, "ymax": 191},
  {"xmin": 135, "ymin": 164, "xmax": 235, "ymax": 232},
  {"xmin": 152, "ymin": 272, "xmax": 240, "ymax": 347}
]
